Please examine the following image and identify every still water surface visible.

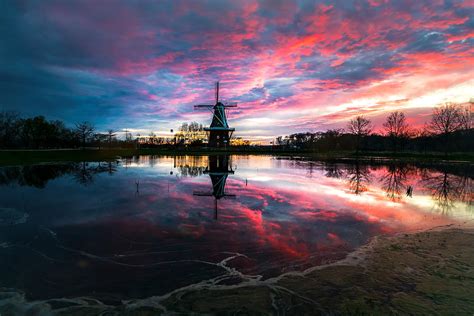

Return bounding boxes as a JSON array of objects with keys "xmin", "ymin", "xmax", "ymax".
[{"xmin": 0, "ymin": 155, "xmax": 472, "ymax": 302}]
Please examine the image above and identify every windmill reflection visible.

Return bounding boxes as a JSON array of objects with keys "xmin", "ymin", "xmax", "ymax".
[{"xmin": 193, "ymin": 155, "xmax": 236, "ymax": 219}]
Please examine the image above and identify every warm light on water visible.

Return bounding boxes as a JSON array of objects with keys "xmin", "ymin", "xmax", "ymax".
[{"xmin": 0, "ymin": 155, "xmax": 472, "ymax": 301}]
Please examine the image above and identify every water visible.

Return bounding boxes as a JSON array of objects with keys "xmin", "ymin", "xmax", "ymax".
[{"xmin": 0, "ymin": 155, "xmax": 472, "ymax": 304}]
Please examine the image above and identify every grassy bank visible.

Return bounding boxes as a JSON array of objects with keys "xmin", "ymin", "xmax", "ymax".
[
  {"xmin": 2, "ymin": 227, "xmax": 473, "ymax": 315},
  {"xmin": 156, "ymin": 227, "xmax": 474, "ymax": 315},
  {"xmin": 0, "ymin": 148, "xmax": 473, "ymax": 166},
  {"xmin": 0, "ymin": 148, "xmax": 139, "ymax": 166}
]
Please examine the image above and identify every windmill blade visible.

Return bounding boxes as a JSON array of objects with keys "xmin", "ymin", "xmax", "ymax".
[
  {"xmin": 215, "ymin": 81, "xmax": 219, "ymax": 103},
  {"xmin": 194, "ymin": 104, "xmax": 214, "ymax": 108},
  {"xmin": 223, "ymin": 103, "xmax": 238, "ymax": 108}
]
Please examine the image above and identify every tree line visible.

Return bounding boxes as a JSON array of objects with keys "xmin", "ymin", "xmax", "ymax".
[
  {"xmin": 1, "ymin": 102, "xmax": 471, "ymax": 152},
  {"xmin": 0, "ymin": 113, "xmax": 209, "ymax": 149},
  {"xmin": 0, "ymin": 161, "xmax": 118, "ymax": 187},
  {"xmin": 0, "ymin": 112, "xmax": 137, "ymax": 149},
  {"xmin": 275, "ymin": 102, "xmax": 472, "ymax": 154}
]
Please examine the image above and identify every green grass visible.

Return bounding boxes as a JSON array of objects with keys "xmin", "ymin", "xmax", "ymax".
[
  {"xmin": 0, "ymin": 149, "xmax": 136, "ymax": 166},
  {"xmin": 0, "ymin": 148, "xmax": 472, "ymax": 166}
]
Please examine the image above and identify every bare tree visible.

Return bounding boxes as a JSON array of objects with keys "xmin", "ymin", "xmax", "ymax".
[
  {"xmin": 347, "ymin": 116, "xmax": 372, "ymax": 154},
  {"xmin": 0, "ymin": 111, "xmax": 20, "ymax": 148},
  {"xmin": 428, "ymin": 103, "xmax": 465, "ymax": 156},
  {"xmin": 383, "ymin": 111, "xmax": 409, "ymax": 152},
  {"xmin": 75, "ymin": 122, "xmax": 95, "ymax": 148},
  {"xmin": 429, "ymin": 103, "xmax": 465, "ymax": 134},
  {"xmin": 460, "ymin": 102, "xmax": 473, "ymax": 130}
]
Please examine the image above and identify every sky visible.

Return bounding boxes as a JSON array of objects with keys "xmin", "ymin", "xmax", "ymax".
[{"xmin": 1, "ymin": 0, "xmax": 473, "ymax": 142}]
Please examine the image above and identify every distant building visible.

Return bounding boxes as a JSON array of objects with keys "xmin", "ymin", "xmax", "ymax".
[{"xmin": 230, "ymin": 137, "xmax": 250, "ymax": 146}]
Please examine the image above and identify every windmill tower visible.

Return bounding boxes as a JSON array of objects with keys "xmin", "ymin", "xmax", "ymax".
[
  {"xmin": 193, "ymin": 155, "xmax": 236, "ymax": 219},
  {"xmin": 194, "ymin": 82, "xmax": 237, "ymax": 147}
]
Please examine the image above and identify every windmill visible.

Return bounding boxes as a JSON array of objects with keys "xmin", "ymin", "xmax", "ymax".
[
  {"xmin": 194, "ymin": 82, "xmax": 237, "ymax": 147},
  {"xmin": 193, "ymin": 155, "xmax": 236, "ymax": 219}
]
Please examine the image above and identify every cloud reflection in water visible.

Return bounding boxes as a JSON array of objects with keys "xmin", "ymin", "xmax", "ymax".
[{"xmin": 0, "ymin": 156, "xmax": 471, "ymax": 300}]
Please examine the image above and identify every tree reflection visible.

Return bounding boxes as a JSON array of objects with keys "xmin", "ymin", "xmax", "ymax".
[
  {"xmin": 346, "ymin": 162, "xmax": 372, "ymax": 195},
  {"xmin": 73, "ymin": 161, "xmax": 94, "ymax": 185},
  {"xmin": 72, "ymin": 161, "xmax": 117, "ymax": 185},
  {"xmin": 0, "ymin": 164, "xmax": 77, "ymax": 188},
  {"xmin": 421, "ymin": 169, "xmax": 473, "ymax": 214},
  {"xmin": 380, "ymin": 164, "xmax": 410, "ymax": 201},
  {"xmin": 0, "ymin": 161, "xmax": 117, "ymax": 188},
  {"xmin": 324, "ymin": 163, "xmax": 344, "ymax": 179},
  {"xmin": 178, "ymin": 166, "xmax": 206, "ymax": 177}
]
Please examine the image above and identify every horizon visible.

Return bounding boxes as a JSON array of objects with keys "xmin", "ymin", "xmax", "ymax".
[{"xmin": 1, "ymin": 1, "xmax": 473, "ymax": 143}]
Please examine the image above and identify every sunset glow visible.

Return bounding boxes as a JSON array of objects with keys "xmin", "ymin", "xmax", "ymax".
[{"xmin": 1, "ymin": 1, "xmax": 473, "ymax": 140}]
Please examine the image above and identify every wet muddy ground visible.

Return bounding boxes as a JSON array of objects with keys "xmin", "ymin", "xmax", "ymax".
[{"xmin": 1, "ymin": 227, "xmax": 473, "ymax": 315}]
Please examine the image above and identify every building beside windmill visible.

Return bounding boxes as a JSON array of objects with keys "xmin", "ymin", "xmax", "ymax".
[{"xmin": 194, "ymin": 82, "xmax": 237, "ymax": 147}]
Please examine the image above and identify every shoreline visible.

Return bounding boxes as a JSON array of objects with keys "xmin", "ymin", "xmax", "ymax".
[
  {"xmin": 0, "ymin": 148, "xmax": 473, "ymax": 166},
  {"xmin": 1, "ymin": 224, "xmax": 473, "ymax": 315},
  {"xmin": 155, "ymin": 224, "xmax": 474, "ymax": 315}
]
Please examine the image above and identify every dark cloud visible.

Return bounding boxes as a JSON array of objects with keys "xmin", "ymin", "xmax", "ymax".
[
  {"xmin": 403, "ymin": 31, "xmax": 447, "ymax": 53},
  {"xmin": 0, "ymin": 0, "xmax": 472, "ymax": 136}
]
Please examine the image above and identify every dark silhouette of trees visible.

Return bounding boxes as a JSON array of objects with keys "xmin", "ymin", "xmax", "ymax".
[
  {"xmin": 274, "ymin": 127, "xmax": 473, "ymax": 154},
  {"xmin": 75, "ymin": 121, "xmax": 95, "ymax": 148},
  {"xmin": 1, "ymin": 104, "xmax": 472, "ymax": 153},
  {"xmin": 20, "ymin": 116, "xmax": 59, "ymax": 148},
  {"xmin": 0, "ymin": 111, "xmax": 20, "ymax": 148},
  {"xmin": 347, "ymin": 116, "xmax": 372, "ymax": 154},
  {"xmin": 274, "ymin": 102, "xmax": 472, "ymax": 154},
  {"xmin": 428, "ymin": 103, "xmax": 466, "ymax": 156},
  {"xmin": 313, "ymin": 129, "xmax": 344, "ymax": 152},
  {"xmin": 429, "ymin": 103, "xmax": 466, "ymax": 135},
  {"xmin": 383, "ymin": 111, "xmax": 409, "ymax": 152},
  {"xmin": 0, "ymin": 112, "xmax": 77, "ymax": 149},
  {"xmin": 0, "ymin": 113, "xmax": 164, "ymax": 150}
]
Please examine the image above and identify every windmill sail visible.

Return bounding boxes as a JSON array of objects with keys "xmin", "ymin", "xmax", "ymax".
[{"xmin": 193, "ymin": 81, "xmax": 238, "ymax": 147}]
